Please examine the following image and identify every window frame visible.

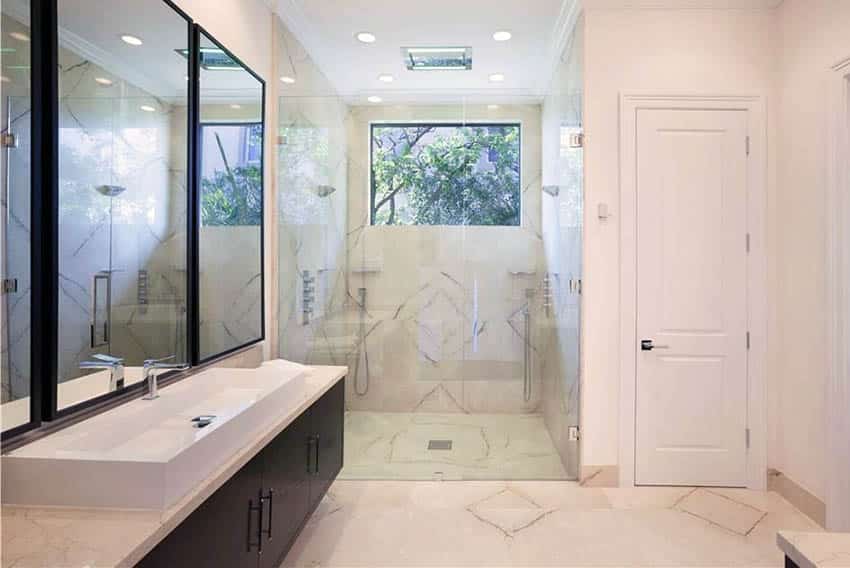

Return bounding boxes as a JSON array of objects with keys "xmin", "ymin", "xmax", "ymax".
[{"xmin": 368, "ymin": 121, "xmax": 524, "ymax": 227}]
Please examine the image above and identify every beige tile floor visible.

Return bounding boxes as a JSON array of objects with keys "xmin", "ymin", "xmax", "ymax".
[
  {"xmin": 282, "ymin": 481, "xmax": 822, "ymax": 567},
  {"xmin": 341, "ymin": 412, "xmax": 570, "ymax": 480}
]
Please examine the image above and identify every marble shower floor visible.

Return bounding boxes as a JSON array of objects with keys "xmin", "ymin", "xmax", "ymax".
[
  {"xmin": 282, "ymin": 481, "xmax": 823, "ymax": 567},
  {"xmin": 340, "ymin": 411, "xmax": 570, "ymax": 481}
]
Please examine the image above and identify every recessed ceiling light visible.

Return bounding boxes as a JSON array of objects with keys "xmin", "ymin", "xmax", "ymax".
[
  {"xmin": 493, "ymin": 31, "xmax": 512, "ymax": 42},
  {"xmin": 367, "ymin": 96, "xmax": 382, "ymax": 104},
  {"xmin": 140, "ymin": 105, "xmax": 156, "ymax": 112},
  {"xmin": 230, "ymin": 104, "xmax": 242, "ymax": 109},
  {"xmin": 120, "ymin": 34, "xmax": 143, "ymax": 46},
  {"xmin": 488, "ymin": 104, "xmax": 500, "ymax": 110},
  {"xmin": 9, "ymin": 32, "xmax": 30, "ymax": 42},
  {"xmin": 94, "ymin": 77, "xmax": 113, "ymax": 86},
  {"xmin": 489, "ymin": 73, "xmax": 505, "ymax": 83},
  {"xmin": 356, "ymin": 32, "xmax": 376, "ymax": 44},
  {"xmin": 378, "ymin": 74, "xmax": 394, "ymax": 83},
  {"xmin": 280, "ymin": 75, "xmax": 296, "ymax": 84}
]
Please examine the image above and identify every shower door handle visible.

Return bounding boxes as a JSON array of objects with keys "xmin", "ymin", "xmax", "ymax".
[{"xmin": 91, "ymin": 272, "xmax": 112, "ymax": 348}]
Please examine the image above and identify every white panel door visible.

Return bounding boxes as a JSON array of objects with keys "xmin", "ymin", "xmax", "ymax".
[{"xmin": 635, "ymin": 108, "xmax": 749, "ymax": 487}]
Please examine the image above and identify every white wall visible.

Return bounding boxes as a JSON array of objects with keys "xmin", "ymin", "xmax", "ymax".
[
  {"xmin": 582, "ymin": 8, "xmax": 777, "ymax": 468},
  {"xmin": 773, "ymin": 0, "xmax": 850, "ymax": 509}
]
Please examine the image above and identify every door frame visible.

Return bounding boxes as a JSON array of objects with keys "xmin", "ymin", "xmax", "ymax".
[
  {"xmin": 826, "ymin": 59, "xmax": 850, "ymax": 530},
  {"xmin": 617, "ymin": 93, "xmax": 768, "ymax": 489}
]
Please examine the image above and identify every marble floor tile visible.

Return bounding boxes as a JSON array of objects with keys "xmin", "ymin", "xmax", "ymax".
[
  {"xmin": 341, "ymin": 411, "xmax": 570, "ymax": 480},
  {"xmin": 282, "ymin": 481, "xmax": 823, "ymax": 567}
]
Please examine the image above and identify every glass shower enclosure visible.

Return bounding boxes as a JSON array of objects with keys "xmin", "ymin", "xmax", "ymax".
[{"xmin": 274, "ymin": 17, "xmax": 584, "ymax": 481}]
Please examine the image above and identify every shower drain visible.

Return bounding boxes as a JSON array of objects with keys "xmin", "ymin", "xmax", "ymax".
[{"xmin": 428, "ymin": 440, "xmax": 452, "ymax": 451}]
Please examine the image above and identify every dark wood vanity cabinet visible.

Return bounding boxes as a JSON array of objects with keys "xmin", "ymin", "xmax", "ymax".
[{"xmin": 137, "ymin": 378, "xmax": 345, "ymax": 568}]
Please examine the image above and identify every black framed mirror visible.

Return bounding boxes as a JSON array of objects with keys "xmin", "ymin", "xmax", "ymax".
[
  {"xmin": 193, "ymin": 27, "xmax": 265, "ymax": 363},
  {"xmin": 0, "ymin": 5, "xmax": 267, "ymax": 443}
]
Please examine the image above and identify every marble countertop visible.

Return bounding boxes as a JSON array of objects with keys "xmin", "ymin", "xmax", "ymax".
[
  {"xmin": 778, "ymin": 531, "xmax": 850, "ymax": 568},
  {"xmin": 1, "ymin": 365, "xmax": 347, "ymax": 568}
]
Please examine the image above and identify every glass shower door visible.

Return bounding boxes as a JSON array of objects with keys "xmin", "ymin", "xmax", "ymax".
[{"xmin": 1, "ymin": 94, "xmax": 33, "ymax": 431}]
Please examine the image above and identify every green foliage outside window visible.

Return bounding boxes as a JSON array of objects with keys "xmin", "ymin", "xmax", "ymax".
[
  {"xmin": 201, "ymin": 124, "xmax": 263, "ymax": 226},
  {"xmin": 370, "ymin": 124, "xmax": 521, "ymax": 226},
  {"xmin": 201, "ymin": 164, "xmax": 262, "ymax": 226}
]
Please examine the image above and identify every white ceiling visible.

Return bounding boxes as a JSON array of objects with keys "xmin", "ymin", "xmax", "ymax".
[{"xmin": 275, "ymin": 0, "xmax": 575, "ymax": 103}]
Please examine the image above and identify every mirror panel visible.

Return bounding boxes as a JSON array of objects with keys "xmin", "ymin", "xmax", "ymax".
[
  {"xmin": 55, "ymin": 0, "xmax": 190, "ymax": 411},
  {"xmin": 197, "ymin": 30, "xmax": 264, "ymax": 361}
]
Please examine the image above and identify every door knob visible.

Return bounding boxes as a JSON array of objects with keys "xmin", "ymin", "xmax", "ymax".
[{"xmin": 641, "ymin": 339, "xmax": 670, "ymax": 351}]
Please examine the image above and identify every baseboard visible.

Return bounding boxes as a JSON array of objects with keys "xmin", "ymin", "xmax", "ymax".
[
  {"xmin": 768, "ymin": 468, "xmax": 826, "ymax": 527},
  {"xmin": 579, "ymin": 465, "xmax": 619, "ymax": 487}
]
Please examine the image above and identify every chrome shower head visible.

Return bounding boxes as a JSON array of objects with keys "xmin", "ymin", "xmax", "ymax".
[{"xmin": 95, "ymin": 185, "xmax": 127, "ymax": 197}]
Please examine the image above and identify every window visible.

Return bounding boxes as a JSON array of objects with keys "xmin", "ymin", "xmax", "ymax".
[
  {"xmin": 370, "ymin": 123, "xmax": 521, "ymax": 226},
  {"xmin": 200, "ymin": 123, "xmax": 263, "ymax": 226}
]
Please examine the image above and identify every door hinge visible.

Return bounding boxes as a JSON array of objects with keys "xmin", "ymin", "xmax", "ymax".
[
  {"xmin": 569, "ymin": 132, "xmax": 584, "ymax": 149},
  {"xmin": 746, "ymin": 233, "xmax": 751, "ymax": 253},
  {"xmin": 1, "ymin": 132, "xmax": 18, "ymax": 149},
  {"xmin": 746, "ymin": 331, "xmax": 751, "ymax": 350},
  {"xmin": 569, "ymin": 278, "xmax": 582, "ymax": 295},
  {"xmin": 745, "ymin": 136, "xmax": 750, "ymax": 156},
  {"xmin": 2, "ymin": 278, "xmax": 17, "ymax": 294},
  {"xmin": 568, "ymin": 426, "xmax": 580, "ymax": 441},
  {"xmin": 745, "ymin": 428, "xmax": 751, "ymax": 450}
]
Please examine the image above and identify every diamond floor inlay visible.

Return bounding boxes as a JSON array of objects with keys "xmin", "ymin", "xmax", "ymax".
[
  {"xmin": 466, "ymin": 487, "xmax": 551, "ymax": 537},
  {"xmin": 676, "ymin": 488, "xmax": 768, "ymax": 536}
]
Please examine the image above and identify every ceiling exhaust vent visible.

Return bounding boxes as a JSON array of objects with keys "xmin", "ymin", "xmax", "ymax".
[
  {"xmin": 175, "ymin": 47, "xmax": 240, "ymax": 71},
  {"xmin": 402, "ymin": 47, "xmax": 472, "ymax": 71}
]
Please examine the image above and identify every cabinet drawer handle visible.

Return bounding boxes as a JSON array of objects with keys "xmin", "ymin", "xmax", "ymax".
[
  {"xmin": 248, "ymin": 495, "xmax": 263, "ymax": 553},
  {"xmin": 314, "ymin": 434, "xmax": 320, "ymax": 474},
  {"xmin": 263, "ymin": 489, "xmax": 273, "ymax": 539},
  {"xmin": 306, "ymin": 436, "xmax": 315, "ymax": 474}
]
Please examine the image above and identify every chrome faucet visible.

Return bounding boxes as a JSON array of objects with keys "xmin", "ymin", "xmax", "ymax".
[
  {"xmin": 142, "ymin": 355, "xmax": 188, "ymax": 400},
  {"xmin": 80, "ymin": 353, "xmax": 125, "ymax": 391}
]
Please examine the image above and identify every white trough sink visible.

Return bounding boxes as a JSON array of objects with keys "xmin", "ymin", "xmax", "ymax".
[{"xmin": 2, "ymin": 361, "xmax": 309, "ymax": 510}]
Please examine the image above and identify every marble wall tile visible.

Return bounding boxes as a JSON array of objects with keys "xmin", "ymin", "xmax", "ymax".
[
  {"xmin": 538, "ymin": 17, "xmax": 585, "ymax": 480},
  {"xmin": 275, "ymin": 19, "xmax": 352, "ymax": 371}
]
